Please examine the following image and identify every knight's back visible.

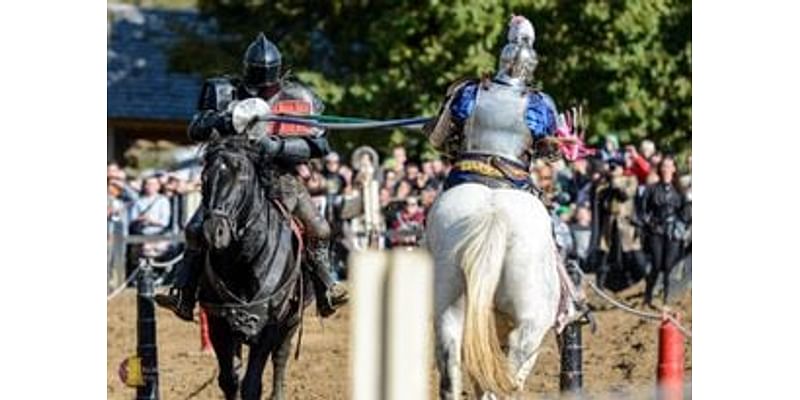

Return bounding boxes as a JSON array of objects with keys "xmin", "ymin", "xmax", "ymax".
[{"xmin": 463, "ymin": 81, "xmax": 532, "ymax": 165}]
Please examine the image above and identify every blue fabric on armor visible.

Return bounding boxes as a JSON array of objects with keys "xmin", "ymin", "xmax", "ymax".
[
  {"xmin": 449, "ymin": 81, "xmax": 557, "ymax": 139},
  {"xmin": 450, "ymin": 82, "xmax": 479, "ymax": 122}
]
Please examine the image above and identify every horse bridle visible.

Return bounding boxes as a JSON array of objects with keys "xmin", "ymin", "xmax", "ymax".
[{"xmin": 204, "ymin": 153, "xmax": 261, "ymax": 242}]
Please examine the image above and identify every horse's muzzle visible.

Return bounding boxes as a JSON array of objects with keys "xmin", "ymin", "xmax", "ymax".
[{"xmin": 204, "ymin": 216, "xmax": 233, "ymax": 250}]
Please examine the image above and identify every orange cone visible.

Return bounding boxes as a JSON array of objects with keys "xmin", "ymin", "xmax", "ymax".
[{"xmin": 657, "ymin": 312, "xmax": 684, "ymax": 400}]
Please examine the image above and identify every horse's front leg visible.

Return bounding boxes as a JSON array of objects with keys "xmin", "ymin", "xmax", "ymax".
[
  {"xmin": 240, "ymin": 328, "xmax": 275, "ymax": 400},
  {"xmin": 208, "ymin": 315, "xmax": 240, "ymax": 400},
  {"xmin": 269, "ymin": 323, "xmax": 300, "ymax": 400}
]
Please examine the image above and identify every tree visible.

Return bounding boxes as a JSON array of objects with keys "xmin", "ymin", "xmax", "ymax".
[{"xmin": 168, "ymin": 0, "xmax": 691, "ymax": 158}]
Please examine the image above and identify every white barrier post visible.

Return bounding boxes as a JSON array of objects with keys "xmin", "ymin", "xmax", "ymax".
[
  {"xmin": 350, "ymin": 250, "xmax": 389, "ymax": 400},
  {"xmin": 349, "ymin": 249, "xmax": 433, "ymax": 400},
  {"xmin": 384, "ymin": 250, "xmax": 433, "ymax": 400}
]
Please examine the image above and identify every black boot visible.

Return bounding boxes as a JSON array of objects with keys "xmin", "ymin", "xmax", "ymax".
[
  {"xmin": 306, "ymin": 240, "xmax": 348, "ymax": 317},
  {"xmin": 155, "ymin": 248, "xmax": 201, "ymax": 322}
]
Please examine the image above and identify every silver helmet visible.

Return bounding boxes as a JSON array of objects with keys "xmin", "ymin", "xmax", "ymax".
[{"xmin": 496, "ymin": 15, "xmax": 538, "ymax": 85}]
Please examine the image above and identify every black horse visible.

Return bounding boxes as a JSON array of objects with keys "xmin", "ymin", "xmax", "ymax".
[{"xmin": 198, "ymin": 136, "xmax": 310, "ymax": 400}]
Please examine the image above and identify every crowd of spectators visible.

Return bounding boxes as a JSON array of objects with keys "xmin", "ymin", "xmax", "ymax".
[{"xmin": 108, "ymin": 135, "xmax": 691, "ymax": 299}]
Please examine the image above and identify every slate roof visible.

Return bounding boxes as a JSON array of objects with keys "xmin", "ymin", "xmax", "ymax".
[{"xmin": 107, "ymin": 6, "xmax": 214, "ymax": 121}]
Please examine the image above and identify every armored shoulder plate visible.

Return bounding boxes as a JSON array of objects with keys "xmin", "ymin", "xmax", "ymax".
[
  {"xmin": 197, "ymin": 77, "xmax": 238, "ymax": 111},
  {"xmin": 423, "ymin": 78, "xmax": 479, "ymax": 152},
  {"xmin": 272, "ymin": 80, "xmax": 324, "ymax": 114},
  {"xmin": 266, "ymin": 80, "xmax": 326, "ymax": 137}
]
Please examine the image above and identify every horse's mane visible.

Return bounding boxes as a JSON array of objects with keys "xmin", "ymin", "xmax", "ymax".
[
  {"xmin": 202, "ymin": 136, "xmax": 273, "ymax": 191},
  {"xmin": 203, "ymin": 136, "xmax": 260, "ymax": 163}
]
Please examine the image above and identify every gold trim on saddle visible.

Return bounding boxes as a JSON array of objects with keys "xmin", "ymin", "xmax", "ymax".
[{"xmin": 454, "ymin": 159, "xmax": 529, "ymax": 180}]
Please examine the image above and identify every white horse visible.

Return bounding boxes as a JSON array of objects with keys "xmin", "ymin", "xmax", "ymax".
[{"xmin": 426, "ymin": 182, "xmax": 561, "ymax": 399}]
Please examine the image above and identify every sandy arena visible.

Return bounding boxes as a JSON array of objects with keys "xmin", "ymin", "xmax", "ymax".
[{"xmin": 107, "ymin": 282, "xmax": 691, "ymax": 399}]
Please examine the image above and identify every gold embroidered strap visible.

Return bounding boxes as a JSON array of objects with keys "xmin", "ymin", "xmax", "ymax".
[{"xmin": 454, "ymin": 159, "xmax": 528, "ymax": 180}]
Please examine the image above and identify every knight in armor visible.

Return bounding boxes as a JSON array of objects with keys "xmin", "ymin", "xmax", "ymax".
[
  {"xmin": 640, "ymin": 155, "xmax": 689, "ymax": 306},
  {"xmin": 424, "ymin": 15, "xmax": 568, "ymax": 197},
  {"xmin": 424, "ymin": 15, "xmax": 588, "ymax": 319},
  {"xmin": 155, "ymin": 33, "xmax": 348, "ymax": 321}
]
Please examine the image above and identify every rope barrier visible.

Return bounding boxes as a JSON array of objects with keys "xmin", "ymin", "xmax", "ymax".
[
  {"xmin": 107, "ymin": 265, "xmax": 140, "ymax": 301},
  {"xmin": 149, "ymin": 253, "xmax": 185, "ymax": 268},
  {"xmin": 107, "ymin": 254, "xmax": 184, "ymax": 302},
  {"xmin": 573, "ymin": 266, "xmax": 692, "ymax": 338}
]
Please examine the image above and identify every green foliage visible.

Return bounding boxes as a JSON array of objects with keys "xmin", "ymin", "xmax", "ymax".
[{"xmin": 168, "ymin": 0, "xmax": 691, "ymax": 158}]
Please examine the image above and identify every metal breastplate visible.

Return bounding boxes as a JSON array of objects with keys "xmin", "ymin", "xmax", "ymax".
[{"xmin": 462, "ymin": 82, "xmax": 532, "ymax": 165}]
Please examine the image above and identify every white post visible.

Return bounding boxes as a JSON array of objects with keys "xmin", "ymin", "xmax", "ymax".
[
  {"xmin": 349, "ymin": 249, "xmax": 433, "ymax": 400},
  {"xmin": 349, "ymin": 250, "xmax": 389, "ymax": 400},
  {"xmin": 384, "ymin": 249, "xmax": 433, "ymax": 400}
]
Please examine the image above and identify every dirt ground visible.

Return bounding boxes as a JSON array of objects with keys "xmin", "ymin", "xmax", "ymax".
[{"xmin": 107, "ymin": 282, "xmax": 691, "ymax": 399}]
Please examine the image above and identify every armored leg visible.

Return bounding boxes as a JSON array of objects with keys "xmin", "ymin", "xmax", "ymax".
[
  {"xmin": 155, "ymin": 208, "xmax": 205, "ymax": 321},
  {"xmin": 284, "ymin": 174, "xmax": 348, "ymax": 317}
]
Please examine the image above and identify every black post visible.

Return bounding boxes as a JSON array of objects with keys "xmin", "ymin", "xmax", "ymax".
[
  {"xmin": 559, "ymin": 260, "xmax": 583, "ymax": 394},
  {"xmin": 137, "ymin": 260, "xmax": 160, "ymax": 400}
]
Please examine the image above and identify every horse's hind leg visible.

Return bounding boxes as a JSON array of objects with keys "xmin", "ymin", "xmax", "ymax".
[
  {"xmin": 506, "ymin": 318, "xmax": 549, "ymax": 390},
  {"xmin": 268, "ymin": 323, "xmax": 300, "ymax": 400},
  {"xmin": 436, "ymin": 299, "xmax": 465, "ymax": 400},
  {"xmin": 208, "ymin": 316, "xmax": 240, "ymax": 400},
  {"xmin": 240, "ymin": 329, "xmax": 275, "ymax": 400}
]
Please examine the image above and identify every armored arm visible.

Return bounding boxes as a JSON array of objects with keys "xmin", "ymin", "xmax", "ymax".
[
  {"xmin": 257, "ymin": 135, "xmax": 330, "ymax": 164},
  {"xmin": 188, "ymin": 111, "xmax": 234, "ymax": 142},
  {"xmin": 422, "ymin": 79, "xmax": 477, "ymax": 155},
  {"xmin": 187, "ymin": 78, "xmax": 238, "ymax": 142}
]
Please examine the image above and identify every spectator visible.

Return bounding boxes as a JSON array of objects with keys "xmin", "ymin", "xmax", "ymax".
[
  {"xmin": 420, "ymin": 184, "xmax": 438, "ymax": 211},
  {"xmin": 407, "ymin": 162, "xmax": 430, "ymax": 196},
  {"xmin": 391, "ymin": 145, "xmax": 407, "ymax": 177},
  {"xmin": 600, "ymin": 134, "xmax": 623, "ymax": 163},
  {"xmin": 395, "ymin": 179, "xmax": 412, "ymax": 200},
  {"xmin": 570, "ymin": 206, "xmax": 593, "ymax": 267},
  {"xmin": 422, "ymin": 160, "xmax": 435, "ymax": 181},
  {"xmin": 323, "ymin": 152, "xmax": 346, "ymax": 196},
  {"xmin": 648, "ymin": 152, "xmax": 664, "ymax": 169},
  {"xmin": 162, "ymin": 175, "xmax": 183, "ymax": 232},
  {"xmin": 383, "ymin": 169, "xmax": 399, "ymax": 194},
  {"xmin": 338, "ymin": 165, "xmax": 354, "ymax": 195},
  {"xmin": 389, "ymin": 196, "xmax": 426, "ymax": 247},
  {"xmin": 432, "ymin": 158, "xmax": 448, "ymax": 181},
  {"xmin": 129, "ymin": 176, "xmax": 171, "ymax": 236},
  {"xmin": 639, "ymin": 139, "xmax": 656, "ymax": 160},
  {"xmin": 641, "ymin": 156, "xmax": 689, "ymax": 306},
  {"xmin": 623, "ymin": 144, "xmax": 651, "ymax": 184}
]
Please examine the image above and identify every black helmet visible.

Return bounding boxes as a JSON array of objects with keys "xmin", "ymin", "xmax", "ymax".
[{"xmin": 243, "ymin": 33, "xmax": 282, "ymax": 88}]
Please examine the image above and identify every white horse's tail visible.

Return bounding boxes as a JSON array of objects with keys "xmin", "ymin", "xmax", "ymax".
[{"xmin": 457, "ymin": 204, "xmax": 516, "ymax": 395}]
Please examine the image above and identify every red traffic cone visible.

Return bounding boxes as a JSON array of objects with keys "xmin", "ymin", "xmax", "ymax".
[
  {"xmin": 200, "ymin": 308, "xmax": 213, "ymax": 354},
  {"xmin": 657, "ymin": 312, "xmax": 685, "ymax": 400}
]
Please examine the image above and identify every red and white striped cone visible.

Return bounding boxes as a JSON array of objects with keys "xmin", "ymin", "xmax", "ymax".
[
  {"xmin": 657, "ymin": 311, "xmax": 685, "ymax": 400},
  {"xmin": 199, "ymin": 308, "xmax": 213, "ymax": 354}
]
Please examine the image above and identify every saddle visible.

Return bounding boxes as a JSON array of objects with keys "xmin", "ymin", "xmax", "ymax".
[{"xmin": 444, "ymin": 154, "xmax": 542, "ymax": 198}]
